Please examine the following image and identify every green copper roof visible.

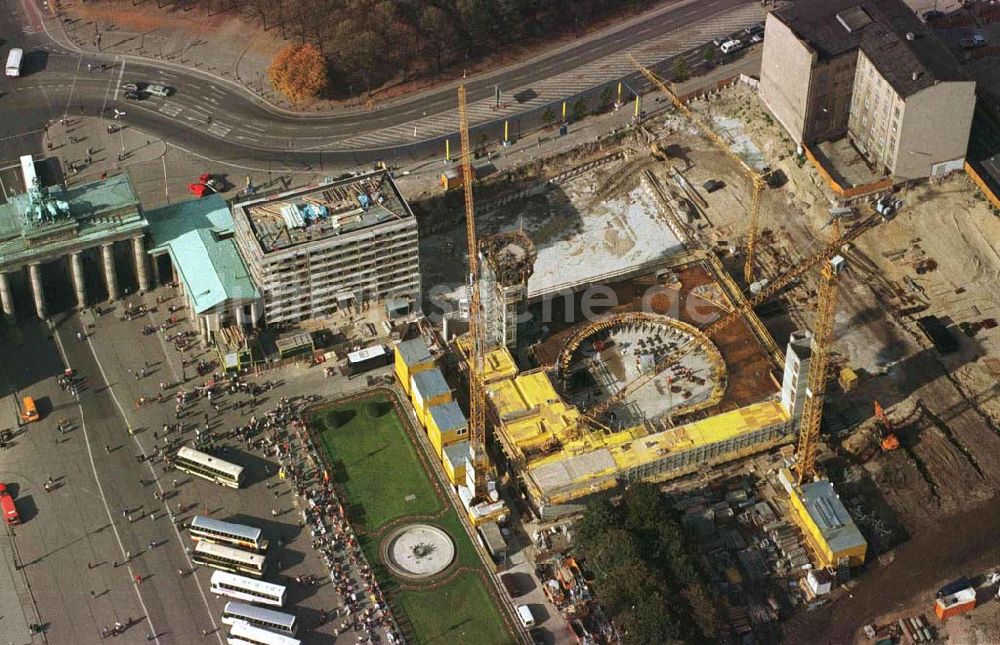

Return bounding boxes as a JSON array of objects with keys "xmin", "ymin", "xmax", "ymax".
[{"xmin": 146, "ymin": 195, "xmax": 259, "ymax": 314}]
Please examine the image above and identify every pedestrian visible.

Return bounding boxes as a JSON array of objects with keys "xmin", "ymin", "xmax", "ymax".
[
  {"xmin": 172, "ymin": 478, "xmax": 178, "ymax": 488},
  {"xmin": 113, "ymin": 560, "xmax": 119, "ymax": 568},
  {"xmin": 178, "ymin": 568, "xmax": 183, "ymax": 576},
  {"xmin": 134, "ymin": 574, "xmax": 142, "ymax": 585},
  {"xmin": 104, "ymin": 444, "xmax": 110, "ymax": 454},
  {"xmin": 125, "ymin": 550, "xmax": 131, "ymax": 561},
  {"xmin": 90, "ymin": 589, "xmax": 95, "ymax": 597}
]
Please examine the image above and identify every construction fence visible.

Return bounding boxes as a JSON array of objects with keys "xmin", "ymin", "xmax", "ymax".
[{"xmin": 964, "ymin": 161, "xmax": 1000, "ymax": 211}]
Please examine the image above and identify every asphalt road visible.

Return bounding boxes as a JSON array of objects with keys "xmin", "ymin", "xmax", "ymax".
[{"xmin": 0, "ymin": 0, "xmax": 762, "ymax": 168}]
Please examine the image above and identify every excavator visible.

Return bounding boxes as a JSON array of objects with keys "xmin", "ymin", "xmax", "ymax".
[{"xmin": 874, "ymin": 400, "xmax": 899, "ymax": 451}]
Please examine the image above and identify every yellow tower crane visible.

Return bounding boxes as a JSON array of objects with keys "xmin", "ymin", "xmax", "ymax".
[
  {"xmin": 457, "ymin": 85, "xmax": 489, "ymax": 500},
  {"xmin": 795, "ymin": 226, "xmax": 847, "ymax": 484},
  {"xmin": 627, "ymin": 54, "xmax": 771, "ymax": 285}
]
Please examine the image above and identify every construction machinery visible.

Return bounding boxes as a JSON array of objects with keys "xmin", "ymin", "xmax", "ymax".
[
  {"xmin": 627, "ymin": 54, "xmax": 773, "ymax": 285},
  {"xmin": 794, "ymin": 251, "xmax": 847, "ymax": 484},
  {"xmin": 457, "ymin": 85, "xmax": 489, "ymax": 501},
  {"xmin": 874, "ymin": 400, "xmax": 900, "ymax": 451},
  {"xmin": 562, "ymin": 213, "xmax": 882, "ymax": 419}
]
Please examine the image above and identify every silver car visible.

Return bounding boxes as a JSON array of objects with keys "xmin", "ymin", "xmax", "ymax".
[{"xmin": 145, "ymin": 84, "xmax": 173, "ymax": 97}]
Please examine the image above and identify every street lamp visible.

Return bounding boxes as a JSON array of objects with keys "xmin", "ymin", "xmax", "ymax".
[{"xmin": 113, "ymin": 109, "xmax": 126, "ymax": 161}]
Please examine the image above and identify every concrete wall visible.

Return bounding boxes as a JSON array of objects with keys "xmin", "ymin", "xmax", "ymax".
[
  {"xmin": 759, "ymin": 13, "xmax": 817, "ymax": 144},
  {"xmin": 893, "ymin": 80, "xmax": 976, "ymax": 180}
]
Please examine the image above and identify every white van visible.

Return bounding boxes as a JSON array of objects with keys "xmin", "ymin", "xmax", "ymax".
[
  {"xmin": 516, "ymin": 604, "xmax": 535, "ymax": 628},
  {"xmin": 5, "ymin": 48, "xmax": 23, "ymax": 78},
  {"xmin": 720, "ymin": 39, "xmax": 743, "ymax": 55}
]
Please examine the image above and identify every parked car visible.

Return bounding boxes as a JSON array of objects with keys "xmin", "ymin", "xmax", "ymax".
[
  {"xmin": 743, "ymin": 23, "xmax": 764, "ymax": 36},
  {"xmin": 198, "ymin": 173, "xmax": 223, "ymax": 192},
  {"xmin": 921, "ymin": 9, "xmax": 945, "ymax": 22},
  {"xmin": 124, "ymin": 89, "xmax": 140, "ymax": 101},
  {"xmin": 703, "ymin": 179, "xmax": 725, "ymax": 193},
  {"xmin": 144, "ymin": 84, "xmax": 173, "ymax": 97},
  {"xmin": 720, "ymin": 39, "xmax": 744, "ymax": 54},
  {"xmin": 750, "ymin": 32, "xmax": 764, "ymax": 44},
  {"xmin": 960, "ymin": 34, "xmax": 986, "ymax": 48},
  {"xmin": 121, "ymin": 81, "xmax": 143, "ymax": 92}
]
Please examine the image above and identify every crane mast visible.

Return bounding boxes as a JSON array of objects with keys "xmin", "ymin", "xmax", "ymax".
[
  {"xmin": 627, "ymin": 54, "xmax": 770, "ymax": 284},
  {"xmin": 795, "ymin": 253, "xmax": 843, "ymax": 484},
  {"xmin": 457, "ymin": 85, "xmax": 488, "ymax": 500}
]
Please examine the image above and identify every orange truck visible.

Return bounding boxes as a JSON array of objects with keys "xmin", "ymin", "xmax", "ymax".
[{"xmin": 21, "ymin": 396, "xmax": 39, "ymax": 423}]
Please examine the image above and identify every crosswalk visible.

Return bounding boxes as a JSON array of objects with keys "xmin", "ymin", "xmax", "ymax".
[
  {"xmin": 158, "ymin": 101, "xmax": 183, "ymax": 117},
  {"xmin": 206, "ymin": 122, "xmax": 232, "ymax": 138},
  {"xmin": 330, "ymin": 2, "xmax": 768, "ymax": 151}
]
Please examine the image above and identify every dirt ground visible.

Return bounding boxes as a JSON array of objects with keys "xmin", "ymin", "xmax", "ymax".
[{"xmin": 674, "ymin": 83, "xmax": 1000, "ymax": 640}]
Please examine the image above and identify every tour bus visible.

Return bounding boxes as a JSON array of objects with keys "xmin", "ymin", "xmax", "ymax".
[
  {"xmin": 191, "ymin": 516, "xmax": 268, "ymax": 552},
  {"xmin": 227, "ymin": 620, "xmax": 301, "ymax": 645},
  {"xmin": 20, "ymin": 396, "xmax": 39, "ymax": 423},
  {"xmin": 174, "ymin": 446, "xmax": 244, "ymax": 488},
  {"xmin": 210, "ymin": 571, "xmax": 286, "ymax": 608},
  {"xmin": 221, "ymin": 602, "xmax": 298, "ymax": 637},
  {"xmin": 193, "ymin": 541, "xmax": 265, "ymax": 578},
  {"xmin": 5, "ymin": 48, "xmax": 23, "ymax": 78}
]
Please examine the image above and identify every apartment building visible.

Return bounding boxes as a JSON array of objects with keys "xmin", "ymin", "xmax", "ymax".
[
  {"xmin": 759, "ymin": 0, "xmax": 975, "ymax": 180},
  {"xmin": 231, "ymin": 170, "xmax": 421, "ymax": 324}
]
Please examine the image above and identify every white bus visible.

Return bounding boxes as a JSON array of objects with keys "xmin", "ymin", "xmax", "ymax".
[
  {"xmin": 175, "ymin": 446, "xmax": 244, "ymax": 488},
  {"xmin": 191, "ymin": 516, "xmax": 268, "ymax": 552},
  {"xmin": 226, "ymin": 620, "xmax": 302, "ymax": 645},
  {"xmin": 193, "ymin": 541, "xmax": 265, "ymax": 578},
  {"xmin": 210, "ymin": 571, "xmax": 286, "ymax": 607},
  {"xmin": 221, "ymin": 602, "xmax": 298, "ymax": 636},
  {"xmin": 5, "ymin": 48, "xmax": 23, "ymax": 78},
  {"xmin": 228, "ymin": 620, "xmax": 301, "ymax": 645}
]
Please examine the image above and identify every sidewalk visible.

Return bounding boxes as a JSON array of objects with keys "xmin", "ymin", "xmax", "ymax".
[{"xmin": 41, "ymin": 116, "xmax": 166, "ymax": 187}]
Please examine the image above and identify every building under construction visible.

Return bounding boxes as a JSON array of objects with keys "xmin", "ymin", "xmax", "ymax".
[
  {"xmin": 453, "ymin": 249, "xmax": 809, "ymax": 517},
  {"xmin": 230, "ymin": 170, "xmax": 420, "ymax": 324},
  {"xmin": 480, "ymin": 231, "xmax": 536, "ymax": 350}
]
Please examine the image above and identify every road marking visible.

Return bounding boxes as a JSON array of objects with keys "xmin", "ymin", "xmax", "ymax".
[
  {"xmin": 114, "ymin": 59, "xmax": 126, "ymax": 102},
  {"xmin": 73, "ymin": 323, "xmax": 223, "ymax": 643},
  {"xmin": 162, "ymin": 156, "xmax": 169, "ymax": 204},
  {"xmin": 158, "ymin": 102, "xmax": 183, "ymax": 117},
  {"xmin": 206, "ymin": 122, "xmax": 231, "ymax": 138},
  {"xmin": 51, "ymin": 326, "xmax": 162, "ymax": 645}
]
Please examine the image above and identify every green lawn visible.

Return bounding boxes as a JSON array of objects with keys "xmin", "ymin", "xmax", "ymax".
[
  {"xmin": 317, "ymin": 397, "xmax": 443, "ymax": 531},
  {"xmin": 397, "ymin": 571, "xmax": 512, "ymax": 645},
  {"xmin": 315, "ymin": 394, "xmax": 516, "ymax": 645}
]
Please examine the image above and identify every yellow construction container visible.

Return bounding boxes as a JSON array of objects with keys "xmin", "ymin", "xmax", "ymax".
[
  {"xmin": 410, "ymin": 368, "xmax": 452, "ymax": 428},
  {"xmin": 394, "ymin": 338, "xmax": 434, "ymax": 396},
  {"xmin": 839, "ymin": 366, "xmax": 859, "ymax": 392},
  {"xmin": 426, "ymin": 401, "xmax": 468, "ymax": 458},
  {"xmin": 442, "ymin": 440, "xmax": 470, "ymax": 486},
  {"xmin": 782, "ymin": 470, "xmax": 867, "ymax": 568}
]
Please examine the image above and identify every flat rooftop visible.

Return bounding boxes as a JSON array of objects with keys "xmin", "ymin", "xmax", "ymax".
[
  {"xmin": 773, "ymin": 0, "xmax": 967, "ymax": 97},
  {"xmin": 798, "ymin": 479, "xmax": 867, "ymax": 556},
  {"xmin": 236, "ymin": 170, "xmax": 413, "ymax": 254}
]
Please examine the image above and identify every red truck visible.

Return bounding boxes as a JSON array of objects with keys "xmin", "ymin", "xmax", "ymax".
[{"xmin": 0, "ymin": 483, "xmax": 19, "ymax": 524}]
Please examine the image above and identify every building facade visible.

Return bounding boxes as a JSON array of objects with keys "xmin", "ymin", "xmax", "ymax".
[
  {"xmin": 231, "ymin": 170, "xmax": 420, "ymax": 325},
  {"xmin": 759, "ymin": 0, "xmax": 975, "ymax": 180}
]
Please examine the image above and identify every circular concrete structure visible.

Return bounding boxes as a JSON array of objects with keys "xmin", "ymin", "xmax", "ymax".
[
  {"xmin": 383, "ymin": 524, "xmax": 456, "ymax": 580},
  {"xmin": 558, "ymin": 312, "xmax": 727, "ymax": 424}
]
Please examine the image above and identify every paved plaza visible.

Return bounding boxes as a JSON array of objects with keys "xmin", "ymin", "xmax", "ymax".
[{"xmin": 0, "ymin": 283, "xmax": 393, "ymax": 643}]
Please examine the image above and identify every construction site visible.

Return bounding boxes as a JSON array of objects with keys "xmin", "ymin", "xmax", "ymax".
[{"xmin": 402, "ymin": 46, "xmax": 1000, "ymax": 640}]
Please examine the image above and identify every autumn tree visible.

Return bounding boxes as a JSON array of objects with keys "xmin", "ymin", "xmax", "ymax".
[{"xmin": 268, "ymin": 43, "xmax": 328, "ymax": 102}]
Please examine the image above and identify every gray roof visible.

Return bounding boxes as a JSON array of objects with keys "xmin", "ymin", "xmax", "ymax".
[
  {"xmin": 443, "ymin": 440, "xmax": 470, "ymax": 466},
  {"xmin": 413, "ymin": 368, "xmax": 450, "ymax": 399},
  {"xmin": 773, "ymin": 0, "xmax": 968, "ymax": 97},
  {"xmin": 428, "ymin": 401, "xmax": 467, "ymax": 432},
  {"xmin": 800, "ymin": 479, "xmax": 867, "ymax": 555},
  {"xmin": 396, "ymin": 338, "xmax": 432, "ymax": 367}
]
